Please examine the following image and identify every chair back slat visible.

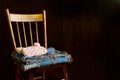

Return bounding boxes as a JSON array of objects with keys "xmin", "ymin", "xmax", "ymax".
[
  {"xmin": 35, "ymin": 22, "xmax": 39, "ymax": 43},
  {"xmin": 29, "ymin": 22, "xmax": 33, "ymax": 46},
  {"xmin": 16, "ymin": 22, "xmax": 22, "ymax": 47},
  {"xmin": 22, "ymin": 22, "xmax": 27, "ymax": 47},
  {"xmin": 6, "ymin": 9, "xmax": 47, "ymax": 50}
]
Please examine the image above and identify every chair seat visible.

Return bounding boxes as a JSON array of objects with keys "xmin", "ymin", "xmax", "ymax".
[{"xmin": 15, "ymin": 63, "xmax": 68, "ymax": 80}]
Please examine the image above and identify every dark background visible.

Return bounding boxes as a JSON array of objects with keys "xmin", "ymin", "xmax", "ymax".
[{"xmin": 0, "ymin": 0, "xmax": 120, "ymax": 80}]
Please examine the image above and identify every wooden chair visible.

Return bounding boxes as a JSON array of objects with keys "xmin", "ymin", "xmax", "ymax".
[{"xmin": 6, "ymin": 9, "xmax": 69, "ymax": 80}]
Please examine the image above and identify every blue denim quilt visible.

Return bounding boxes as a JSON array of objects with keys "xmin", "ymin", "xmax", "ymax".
[{"xmin": 11, "ymin": 47, "xmax": 73, "ymax": 71}]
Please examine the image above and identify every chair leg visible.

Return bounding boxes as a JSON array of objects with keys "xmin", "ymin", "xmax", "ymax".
[
  {"xmin": 42, "ymin": 70, "xmax": 45, "ymax": 80},
  {"xmin": 29, "ymin": 72, "xmax": 33, "ymax": 80},
  {"xmin": 63, "ymin": 65, "xmax": 68, "ymax": 80},
  {"xmin": 16, "ymin": 67, "xmax": 20, "ymax": 80}
]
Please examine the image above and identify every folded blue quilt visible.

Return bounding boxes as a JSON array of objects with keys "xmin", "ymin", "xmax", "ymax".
[{"xmin": 11, "ymin": 47, "xmax": 73, "ymax": 71}]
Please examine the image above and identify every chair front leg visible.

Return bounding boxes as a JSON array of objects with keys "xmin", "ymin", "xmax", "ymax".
[
  {"xmin": 15, "ymin": 67, "xmax": 20, "ymax": 80},
  {"xmin": 43, "ymin": 70, "xmax": 45, "ymax": 80},
  {"xmin": 63, "ymin": 65, "xmax": 68, "ymax": 80}
]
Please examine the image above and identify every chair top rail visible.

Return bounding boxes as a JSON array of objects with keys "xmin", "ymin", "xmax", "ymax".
[{"xmin": 10, "ymin": 14, "xmax": 43, "ymax": 22}]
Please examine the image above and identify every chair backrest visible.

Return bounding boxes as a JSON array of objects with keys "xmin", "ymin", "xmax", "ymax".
[{"xmin": 6, "ymin": 9, "xmax": 47, "ymax": 50}]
